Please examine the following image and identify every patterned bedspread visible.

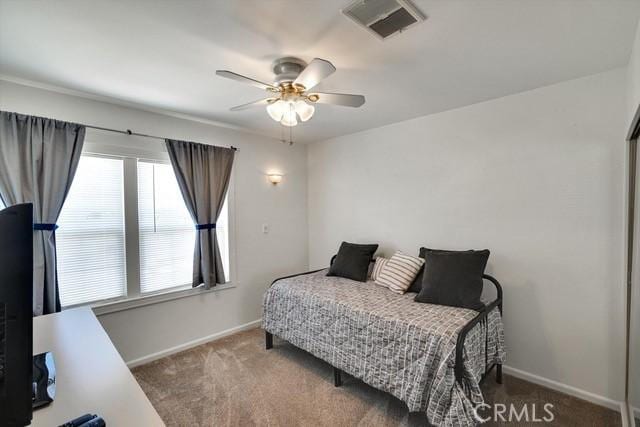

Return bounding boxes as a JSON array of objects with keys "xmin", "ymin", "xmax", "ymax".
[{"xmin": 262, "ymin": 270, "xmax": 506, "ymax": 427}]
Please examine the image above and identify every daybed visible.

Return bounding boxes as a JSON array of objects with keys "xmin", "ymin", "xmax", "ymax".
[{"xmin": 262, "ymin": 262, "xmax": 506, "ymax": 427}]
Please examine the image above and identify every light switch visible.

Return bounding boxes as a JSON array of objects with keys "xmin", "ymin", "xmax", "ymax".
[{"xmin": 262, "ymin": 223, "xmax": 269, "ymax": 234}]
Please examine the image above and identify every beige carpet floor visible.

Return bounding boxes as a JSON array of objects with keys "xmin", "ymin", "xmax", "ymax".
[{"xmin": 132, "ymin": 328, "xmax": 621, "ymax": 426}]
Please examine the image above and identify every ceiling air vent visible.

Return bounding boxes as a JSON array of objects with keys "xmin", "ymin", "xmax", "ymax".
[{"xmin": 342, "ymin": 0, "xmax": 426, "ymax": 40}]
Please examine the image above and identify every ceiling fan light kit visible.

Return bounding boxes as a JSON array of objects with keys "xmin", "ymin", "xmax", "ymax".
[
  {"xmin": 216, "ymin": 57, "xmax": 365, "ymax": 131},
  {"xmin": 265, "ymin": 85, "xmax": 317, "ymax": 126}
]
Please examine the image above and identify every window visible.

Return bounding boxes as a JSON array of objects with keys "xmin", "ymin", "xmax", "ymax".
[
  {"xmin": 137, "ymin": 161, "xmax": 230, "ymax": 293},
  {"xmin": 55, "ymin": 152, "xmax": 232, "ymax": 308},
  {"xmin": 217, "ymin": 195, "xmax": 230, "ymax": 281},
  {"xmin": 57, "ymin": 156, "xmax": 127, "ymax": 306},
  {"xmin": 137, "ymin": 161, "xmax": 196, "ymax": 293}
]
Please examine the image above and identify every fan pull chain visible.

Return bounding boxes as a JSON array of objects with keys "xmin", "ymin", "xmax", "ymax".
[{"xmin": 289, "ymin": 122, "xmax": 293, "ymax": 145}]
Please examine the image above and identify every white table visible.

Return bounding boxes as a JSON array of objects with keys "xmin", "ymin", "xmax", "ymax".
[{"xmin": 31, "ymin": 307, "xmax": 164, "ymax": 426}]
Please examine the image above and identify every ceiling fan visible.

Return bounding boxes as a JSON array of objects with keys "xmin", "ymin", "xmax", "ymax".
[{"xmin": 216, "ymin": 57, "xmax": 365, "ymax": 127}]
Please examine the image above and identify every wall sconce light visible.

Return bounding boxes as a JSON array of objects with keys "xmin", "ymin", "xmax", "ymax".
[{"xmin": 268, "ymin": 174, "xmax": 283, "ymax": 185}]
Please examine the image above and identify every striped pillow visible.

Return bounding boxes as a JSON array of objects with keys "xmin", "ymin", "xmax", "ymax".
[
  {"xmin": 371, "ymin": 257, "xmax": 388, "ymax": 281},
  {"xmin": 375, "ymin": 252, "xmax": 425, "ymax": 294}
]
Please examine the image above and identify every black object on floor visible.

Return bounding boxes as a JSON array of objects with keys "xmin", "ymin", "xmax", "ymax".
[{"xmin": 334, "ymin": 367, "xmax": 343, "ymax": 387}]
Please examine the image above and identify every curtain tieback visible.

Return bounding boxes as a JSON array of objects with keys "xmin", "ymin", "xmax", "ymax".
[
  {"xmin": 196, "ymin": 223, "xmax": 216, "ymax": 230},
  {"xmin": 33, "ymin": 223, "xmax": 59, "ymax": 231}
]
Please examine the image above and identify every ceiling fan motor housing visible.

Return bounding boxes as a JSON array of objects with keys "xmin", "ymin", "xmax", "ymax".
[
  {"xmin": 216, "ymin": 56, "xmax": 365, "ymax": 132},
  {"xmin": 272, "ymin": 57, "xmax": 307, "ymax": 86}
]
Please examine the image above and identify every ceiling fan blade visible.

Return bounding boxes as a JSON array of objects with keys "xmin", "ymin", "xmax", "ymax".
[
  {"xmin": 216, "ymin": 70, "xmax": 277, "ymax": 91},
  {"xmin": 229, "ymin": 98, "xmax": 275, "ymax": 111},
  {"xmin": 308, "ymin": 92, "xmax": 365, "ymax": 108},
  {"xmin": 293, "ymin": 58, "xmax": 336, "ymax": 91}
]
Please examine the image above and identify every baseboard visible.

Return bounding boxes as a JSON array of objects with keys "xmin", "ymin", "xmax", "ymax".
[
  {"xmin": 126, "ymin": 319, "xmax": 262, "ymax": 368},
  {"xmin": 502, "ymin": 365, "xmax": 622, "ymax": 412}
]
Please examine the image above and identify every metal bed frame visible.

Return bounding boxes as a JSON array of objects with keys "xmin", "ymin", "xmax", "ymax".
[{"xmin": 264, "ymin": 259, "xmax": 503, "ymax": 389}]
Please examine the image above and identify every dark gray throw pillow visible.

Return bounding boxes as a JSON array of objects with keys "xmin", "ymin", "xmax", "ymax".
[
  {"xmin": 327, "ymin": 241, "xmax": 378, "ymax": 282},
  {"xmin": 407, "ymin": 247, "xmax": 473, "ymax": 294},
  {"xmin": 414, "ymin": 249, "xmax": 489, "ymax": 310}
]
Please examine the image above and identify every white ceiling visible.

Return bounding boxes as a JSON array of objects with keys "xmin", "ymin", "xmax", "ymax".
[{"xmin": 1, "ymin": 0, "xmax": 639, "ymax": 143}]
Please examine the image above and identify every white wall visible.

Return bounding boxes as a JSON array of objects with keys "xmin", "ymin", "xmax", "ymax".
[
  {"xmin": 628, "ymin": 20, "xmax": 640, "ymax": 128},
  {"xmin": 628, "ymin": 19, "xmax": 640, "ymax": 414},
  {"xmin": 308, "ymin": 69, "xmax": 627, "ymax": 402},
  {"xmin": 0, "ymin": 80, "xmax": 308, "ymax": 363}
]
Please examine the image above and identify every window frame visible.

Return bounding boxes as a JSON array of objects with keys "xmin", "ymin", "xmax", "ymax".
[
  {"xmin": 55, "ymin": 152, "xmax": 129, "ymax": 307},
  {"xmin": 61, "ymin": 142, "xmax": 237, "ymax": 315}
]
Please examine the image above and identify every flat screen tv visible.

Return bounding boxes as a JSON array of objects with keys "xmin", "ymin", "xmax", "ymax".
[{"xmin": 0, "ymin": 203, "xmax": 33, "ymax": 426}]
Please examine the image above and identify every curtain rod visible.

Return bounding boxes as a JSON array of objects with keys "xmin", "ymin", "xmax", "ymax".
[{"xmin": 84, "ymin": 124, "xmax": 238, "ymax": 151}]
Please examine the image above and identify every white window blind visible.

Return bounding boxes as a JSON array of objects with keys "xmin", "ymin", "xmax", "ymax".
[
  {"xmin": 137, "ymin": 161, "xmax": 230, "ymax": 294},
  {"xmin": 217, "ymin": 196, "xmax": 230, "ymax": 282},
  {"xmin": 57, "ymin": 156, "xmax": 127, "ymax": 307},
  {"xmin": 138, "ymin": 161, "xmax": 196, "ymax": 293},
  {"xmin": 137, "ymin": 161, "xmax": 195, "ymax": 293}
]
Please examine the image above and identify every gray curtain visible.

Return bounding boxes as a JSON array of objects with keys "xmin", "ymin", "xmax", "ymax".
[
  {"xmin": 165, "ymin": 139, "xmax": 235, "ymax": 288},
  {"xmin": 0, "ymin": 111, "xmax": 85, "ymax": 315}
]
